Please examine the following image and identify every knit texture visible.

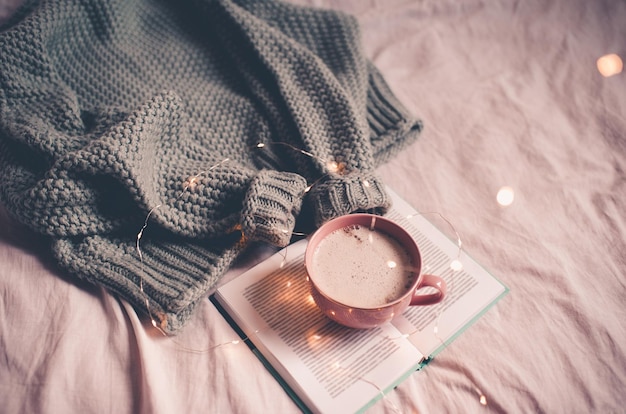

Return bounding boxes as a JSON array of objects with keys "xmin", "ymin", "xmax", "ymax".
[{"xmin": 0, "ymin": 0, "xmax": 422, "ymax": 333}]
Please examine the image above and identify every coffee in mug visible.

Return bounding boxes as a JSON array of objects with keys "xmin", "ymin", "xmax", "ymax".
[
  {"xmin": 304, "ymin": 214, "xmax": 447, "ymax": 329},
  {"xmin": 309, "ymin": 223, "xmax": 415, "ymax": 308}
]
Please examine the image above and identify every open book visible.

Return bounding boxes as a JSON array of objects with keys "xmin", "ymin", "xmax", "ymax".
[{"xmin": 211, "ymin": 188, "xmax": 508, "ymax": 413}]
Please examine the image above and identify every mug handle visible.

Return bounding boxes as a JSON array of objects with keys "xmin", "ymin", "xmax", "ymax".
[{"xmin": 409, "ymin": 274, "xmax": 447, "ymax": 306}]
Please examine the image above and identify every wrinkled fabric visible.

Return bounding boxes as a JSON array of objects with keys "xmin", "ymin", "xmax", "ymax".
[{"xmin": 1, "ymin": 0, "xmax": 625, "ymax": 413}]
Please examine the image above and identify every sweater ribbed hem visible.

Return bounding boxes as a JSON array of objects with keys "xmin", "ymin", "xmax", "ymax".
[
  {"xmin": 53, "ymin": 231, "xmax": 244, "ymax": 334},
  {"xmin": 307, "ymin": 172, "xmax": 390, "ymax": 226},
  {"xmin": 241, "ymin": 169, "xmax": 307, "ymax": 247}
]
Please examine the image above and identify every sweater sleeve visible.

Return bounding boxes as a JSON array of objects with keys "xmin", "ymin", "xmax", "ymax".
[
  {"xmin": 210, "ymin": 0, "xmax": 422, "ymax": 225},
  {"xmin": 0, "ymin": 90, "xmax": 306, "ymax": 246}
]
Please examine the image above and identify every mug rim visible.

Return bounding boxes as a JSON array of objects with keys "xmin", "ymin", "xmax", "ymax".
[{"xmin": 304, "ymin": 213, "xmax": 423, "ymax": 310}]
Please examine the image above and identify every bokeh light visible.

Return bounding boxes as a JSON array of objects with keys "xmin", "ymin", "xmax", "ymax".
[
  {"xmin": 450, "ymin": 259, "xmax": 463, "ymax": 272},
  {"xmin": 497, "ymin": 186, "xmax": 515, "ymax": 207},
  {"xmin": 597, "ymin": 54, "xmax": 623, "ymax": 77}
]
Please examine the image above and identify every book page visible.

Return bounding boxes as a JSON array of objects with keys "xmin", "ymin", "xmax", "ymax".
[
  {"xmin": 214, "ymin": 187, "xmax": 507, "ymax": 413},
  {"xmin": 385, "ymin": 188, "xmax": 508, "ymax": 357},
  {"xmin": 214, "ymin": 240, "xmax": 425, "ymax": 414}
]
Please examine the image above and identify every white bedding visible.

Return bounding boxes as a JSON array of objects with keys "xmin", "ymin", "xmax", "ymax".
[{"xmin": 2, "ymin": 0, "xmax": 625, "ymax": 412}]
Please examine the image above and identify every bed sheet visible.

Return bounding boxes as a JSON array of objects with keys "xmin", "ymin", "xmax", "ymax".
[{"xmin": 1, "ymin": 0, "xmax": 625, "ymax": 413}]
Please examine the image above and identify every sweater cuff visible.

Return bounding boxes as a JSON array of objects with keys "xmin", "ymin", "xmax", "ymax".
[
  {"xmin": 307, "ymin": 173, "xmax": 391, "ymax": 226},
  {"xmin": 241, "ymin": 170, "xmax": 308, "ymax": 247},
  {"xmin": 366, "ymin": 62, "xmax": 423, "ymax": 166}
]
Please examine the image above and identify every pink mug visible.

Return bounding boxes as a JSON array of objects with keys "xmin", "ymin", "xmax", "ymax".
[{"xmin": 304, "ymin": 213, "xmax": 447, "ymax": 329}]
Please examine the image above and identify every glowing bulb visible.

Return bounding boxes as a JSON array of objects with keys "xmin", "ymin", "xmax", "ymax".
[
  {"xmin": 472, "ymin": 386, "xmax": 487, "ymax": 405},
  {"xmin": 450, "ymin": 259, "xmax": 463, "ymax": 271},
  {"xmin": 496, "ymin": 186, "xmax": 515, "ymax": 206},
  {"xmin": 597, "ymin": 54, "xmax": 623, "ymax": 77},
  {"xmin": 326, "ymin": 160, "xmax": 346, "ymax": 174},
  {"xmin": 186, "ymin": 176, "xmax": 198, "ymax": 190}
]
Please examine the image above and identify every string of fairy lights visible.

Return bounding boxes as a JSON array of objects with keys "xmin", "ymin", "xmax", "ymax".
[
  {"xmin": 132, "ymin": 48, "xmax": 623, "ymax": 409},
  {"xmin": 139, "ymin": 45, "xmax": 625, "ymax": 411},
  {"xmin": 133, "ymin": 139, "xmax": 486, "ymax": 410},
  {"xmin": 144, "ymin": 46, "xmax": 626, "ymax": 403}
]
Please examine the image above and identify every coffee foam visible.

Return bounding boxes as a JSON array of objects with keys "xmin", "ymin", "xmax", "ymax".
[{"xmin": 310, "ymin": 224, "xmax": 415, "ymax": 308}]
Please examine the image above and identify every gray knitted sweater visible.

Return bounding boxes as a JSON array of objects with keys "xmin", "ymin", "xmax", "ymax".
[{"xmin": 0, "ymin": 0, "xmax": 421, "ymax": 333}]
